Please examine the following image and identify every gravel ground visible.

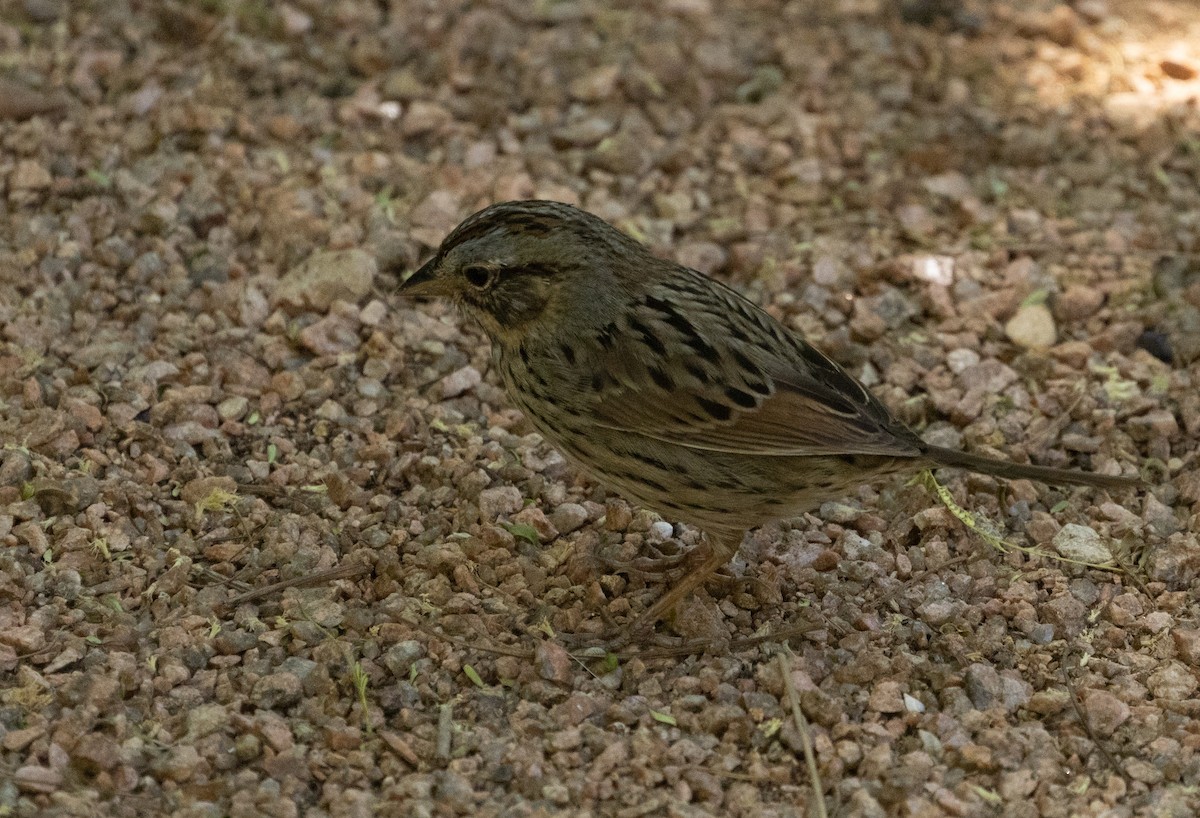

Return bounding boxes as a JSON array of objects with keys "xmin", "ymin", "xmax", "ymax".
[{"xmin": 2, "ymin": 1, "xmax": 1199, "ymax": 816}]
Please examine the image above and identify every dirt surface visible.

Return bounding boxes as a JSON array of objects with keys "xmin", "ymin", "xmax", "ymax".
[{"xmin": 2, "ymin": 0, "xmax": 1199, "ymax": 815}]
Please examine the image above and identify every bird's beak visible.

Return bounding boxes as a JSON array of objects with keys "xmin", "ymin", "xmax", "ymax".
[{"xmin": 397, "ymin": 258, "xmax": 454, "ymax": 298}]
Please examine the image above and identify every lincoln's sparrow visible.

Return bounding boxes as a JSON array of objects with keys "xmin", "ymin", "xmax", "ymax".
[{"xmin": 400, "ymin": 200, "xmax": 1140, "ymax": 636}]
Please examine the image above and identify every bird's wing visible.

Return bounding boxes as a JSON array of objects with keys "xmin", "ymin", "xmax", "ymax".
[{"xmin": 583, "ymin": 278, "xmax": 923, "ymax": 459}]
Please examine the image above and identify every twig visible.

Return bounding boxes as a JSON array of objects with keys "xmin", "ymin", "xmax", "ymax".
[
  {"xmin": 1061, "ymin": 644, "xmax": 1130, "ymax": 785},
  {"xmin": 218, "ymin": 562, "xmax": 372, "ymax": 610},
  {"xmin": 778, "ymin": 652, "xmax": 829, "ymax": 818}
]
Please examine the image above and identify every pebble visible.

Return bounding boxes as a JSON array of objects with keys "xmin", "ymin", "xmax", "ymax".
[
  {"xmin": 675, "ymin": 241, "xmax": 728, "ymax": 275},
  {"xmin": 1147, "ymin": 662, "xmax": 1198, "ymax": 701},
  {"xmin": 551, "ymin": 117, "xmax": 615, "ymax": 148},
  {"xmin": 273, "ymin": 249, "xmax": 376, "ymax": 312},
  {"xmin": 945, "ymin": 348, "xmax": 979, "ymax": 374},
  {"xmin": 512, "ymin": 506, "xmax": 558, "ymax": 542},
  {"xmin": 1083, "ymin": 689, "xmax": 1129, "ymax": 736},
  {"xmin": 401, "ymin": 101, "xmax": 452, "ymax": 136},
  {"xmin": 252, "ymin": 671, "xmax": 303, "ymax": 710},
  {"xmin": 384, "ymin": 641, "xmax": 425, "ymax": 677},
  {"xmin": 71, "ymin": 733, "xmax": 120, "ymax": 773},
  {"xmin": 298, "ymin": 310, "xmax": 361, "ymax": 355},
  {"xmin": 1160, "ymin": 58, "xmax": 1198, "ymax": 81},
  {"xmin": 217, "ymin": 396, "xmax": 249, "ymax": 420},
  {"xmin": 186, "ymin": 703, "xmax": 231, "ymax": 738},
  {"xmin": 535, "ymin": 641, "xmax": 574, "ymax": 685},
  {"xmin": 549, "ymin": 503, "xmax": 588, "ymax": 534},
  {"xmin": 1004, "ymin": 302, "xmax": 1057, "ymax": 350},
  {"xmin": 648, "ymin": 520, "xmax": 674, "ymax": 541},
  {"xmin": 1127, "ymin": 409, "xmax": 1180, "ymax": 441},
  {"xmin": 0, "ymin": 78, "xmax": 66, "ymax": 120},
  {"xmin": 10, "ymin": 159, "xmax": 52, "ymax": 189},
  {"xmin": 1053, "ymin": 285, "xmax": 1105, "ymax": 322},
  {"xmin": 478, "ymin": 486, "xmax": 522, "ymax": 519},
  {"xmin": 14, "ymin": 765, "xmax": 61, "ymax": 794},
  {"xmin": 1051, "ymin": 524, "xmax": 1111, "ymax": 564},
  {"xmin": 868, "ymin": 680, "xmax": 904, "ymax": 713},
  {"xmin": 440, "ymin": 366, "xmax": 481, "ymax": 399}
]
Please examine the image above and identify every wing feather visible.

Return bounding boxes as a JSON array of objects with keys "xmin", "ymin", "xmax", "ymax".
[{"xmin": 583, "ymin": 276, "xmax": 923, "ymax": 459}]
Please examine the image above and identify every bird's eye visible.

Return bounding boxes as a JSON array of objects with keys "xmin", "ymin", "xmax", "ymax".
[{"xmin": 463, "ymin": 265, "xmax": 494, "ymax": 289}]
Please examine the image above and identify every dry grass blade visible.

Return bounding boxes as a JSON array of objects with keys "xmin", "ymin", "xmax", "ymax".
[
  {"xmin": 218, "ymin": 562, "xmax": 372, "ymax": 610},
  {"xmin": 778, "ymin": 652, "xmax": 829, "ymax": 818},
  {"xmin": 1061, "ymin": 644, "xmax": 1131, "ymax": 786}
]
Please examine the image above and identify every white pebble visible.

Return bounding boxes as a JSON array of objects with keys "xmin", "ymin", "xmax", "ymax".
[{"xmin": 649, "ymin": 521, "xmax": 674, "ymax": 541}]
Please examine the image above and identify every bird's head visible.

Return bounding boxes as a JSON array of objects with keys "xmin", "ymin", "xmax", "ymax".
[{"xmin": 399, "ymin": 200, "xmax": 643, "ymax": 344}]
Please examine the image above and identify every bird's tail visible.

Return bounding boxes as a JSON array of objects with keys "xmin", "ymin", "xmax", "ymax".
[{"xmin": 922, "ymin": 444, "xmax": 1142, "ymax": 490}]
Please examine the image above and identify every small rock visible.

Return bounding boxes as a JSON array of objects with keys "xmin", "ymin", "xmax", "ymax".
[
  {"xmin": 1019, "ymin": 6, "xmax": 1078, "ymax": 46},
  {"xmin": 897, "ymin": 203, "xmax": 935, "ymax": 240},
  {"xmin": 360, "ymin": 299, "xmax": 387, "ymax": 326},
  {"xmin": 946, "ymin": 348, "xmax": 979, "ymax": 374},
  {"xmin": 604, "ymin": 500, "xmax": 633, "ymax": 531},
  {"xmin": 1053, "ymin": 285, "xmax": 1105, "ymax": 322},
  {"xmin": 922, "ymin": 171, "xmax": 972, "ymax": 202},
  {"xmin": 440, "ymin": 366, "xmax": 481, "ymax": 399},
  {"xmin": 0, "ymin": 78, "xmax": 66, "ymax": 120},
  {"xmin": 14, "ymin": 765, "xmax": 61, "ymax": 794},
  {"xmin": 180, "ymin": 476, "xmax": 237, "ymax": 508},
  {"xmin": 1173, "ymin": 630, "xmax": 1200, "ymax": 665},
  {"xmin": 819, "ymin": 502, "xmax": 861, "ymax": 524},
  {"xmin": 811, "ymin": 549, "xmax": 840, "ymax": 572},
  {"xmin": 252, "ymin": 671, "xmax": 304, "ymax": 710},
  {"xmin": 0, "ymin": 625, "xmax": 45, "ymax": 653},
  {"xmin": 217, "ymin": 396, "xmax": 249, "ymax": 421},
  {"xmin": 549, "ymin": 503, "xmax": 588, "ymax": 534},
  {"xmin": 1127, "ymin": 409, "xmax": 1180, "ymax": 441},
  {"xmin": 1075, "ymin": 0, "xmax": 1108, "ymax": 23},
  {"xmin": 1005, "ymin": 302, "xmax": 1057, "ymax": 350},
  {"xmin": 589, "ymin": 127, "xmax": 654, "ymax": 176},
  {"xmin": 71, "ymin": 733, "xmax": 120, "ymax": 773},
  {"xmin": 409, "ymin": 190, "xmax": 461, "ymax": 247},
  {"xmin": 1083, "ymin": 690, "xmax": 1129, "ymax": 736},
  {"xmin": 964, "ymin": 663, "xmax": 1004, "ymax": 710},
  {"xmin": 401, "ymin": 101, "xmax": 452, "ymax": 136},
  {"xmin": 535, "ymin": 641, "xmax": 573, "ymax": 685},
  {"xmin": 478, "ymin": 486, "xmax": 522, "ymax": 520},
  {"xmin": 1027, "ymin": 689, "xmax": 1069, "ymax": 716},
  {"xmin": 569, "ymin": 64, "xmax": 621, "ymax": 102},
  {"xmin": 384, "ymin": 641, "xmax": 424, "ymax": 677},
  {"xmin": 298, "ymin": 311, "xmax": 361, "ymax": 355},
  {"xmin": 917, "ymin": 599, "xmax": 957, "ymax": 626},
  {"xmin": 274, "ymin": 249, "xmax": 376, "ymax": 312},
  {"xmin": 511, "ymin": 506, "xmax": 558, "ymax": 542},
  {"xmin": 279, "ymin": 3, "xmax": 312, "ymax": 34},
  {"xmin": 187, "ymin": 703, "xmax": 230, "ymax": 739},
  {"xmin": 154, "ymin": 745, "xmax": 202, "ymax": 783},
  {"xmin": 1161, "ymin": 58, "xmax": 1198, "ymax": 81},
  {"xmin": 10, "ymin": 159, "xmax": 52, "ymax": 190},
  {"xmin": 869, "ymin": 681, "xmax": 905, "ymax": 713},
  {"xmin": 1147, "ymin": 662, "xmax": 1198, "ymax": 701},
  {"xmin": 648, "ymin": 520, "xmax": 674, "ymax": 541},
  {"xmin": 1052, "ymin": 524, "xmax": 1111, "ymax": 564},
  {"xmin": 551, "ymin": 117, "xmax": 614, "ymax": 148},
  {"xmin": 213, "ymin": 629, "xmax": 258, "ymax": 655},
  {"xmin": 676, "ymin": 242, "xmax": 728, "ymax": 275}
]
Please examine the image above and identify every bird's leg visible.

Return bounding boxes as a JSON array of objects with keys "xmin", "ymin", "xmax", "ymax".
[
  {"xmin": 601, "ymin": 537, "xmax": 708, "ymax": 577},
  {"xmin": 613, "ymin": 532, "xmax": 741, "ymax": 644}
]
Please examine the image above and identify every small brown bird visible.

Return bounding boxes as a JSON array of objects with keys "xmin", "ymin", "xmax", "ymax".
[{"xmin": 400, "ymin": 200, "xmax": 1140, "ymax": 636}]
